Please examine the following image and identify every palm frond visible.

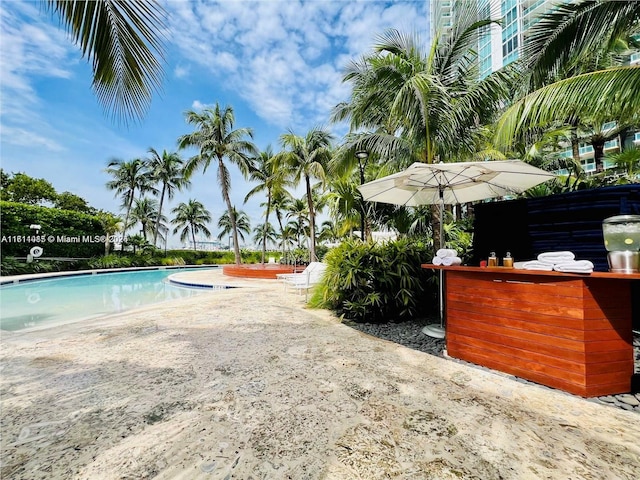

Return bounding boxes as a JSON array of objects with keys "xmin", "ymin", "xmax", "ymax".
[
  {"xmin": 495, "ymin": 67, "xmax": 640, "ymax": 147},
  {"xmin": 47, "ymin": 0, "xmax": 167, "ymax": 124}
]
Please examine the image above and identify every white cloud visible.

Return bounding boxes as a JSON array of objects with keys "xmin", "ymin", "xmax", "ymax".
[
  {"xmin": 166, "ymin": 1, "xmax": 428, "ymax": 133},
  {"xmin": 174, "ymin": 64, "xmax": 190, "ymax": 79},
  {"xmin": 0, "ymin": 1, "xmax": 77, "ymax": 145}
]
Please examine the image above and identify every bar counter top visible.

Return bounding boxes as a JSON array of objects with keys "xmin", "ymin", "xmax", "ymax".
[{"xmin": 421, "ymin": 264, "xmax": 640, "ymax": 280}]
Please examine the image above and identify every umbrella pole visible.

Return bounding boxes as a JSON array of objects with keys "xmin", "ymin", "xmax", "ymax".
[
  {"xmin": 439, "ymin": 197, "xmax": 444, "ymax": 328},
  {"xmin": 423, "ymin": 193, "xmax": 446, "ymax": 339}
]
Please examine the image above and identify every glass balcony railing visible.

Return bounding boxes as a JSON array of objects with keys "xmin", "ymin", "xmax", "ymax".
[
  {"xmin": 579, "ymin": 145, "xmax": 594, "ymax": 155},
  {"xmin": 604, "ymin": 139, "xmax": 619, "ymax": 150}
]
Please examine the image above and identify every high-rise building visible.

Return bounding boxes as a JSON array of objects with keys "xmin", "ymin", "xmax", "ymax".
[{"xmin": 431, "ymin": 0, "xmax": 574, "ymax": 78}]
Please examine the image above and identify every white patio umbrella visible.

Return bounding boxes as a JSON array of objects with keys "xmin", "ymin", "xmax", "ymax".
[{"xmin": 358, "ymin": 159, "xmax": 556, "ymax": 338}]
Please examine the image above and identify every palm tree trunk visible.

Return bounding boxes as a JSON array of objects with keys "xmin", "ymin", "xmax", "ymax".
[
  {"xmin": 219, "ymin": 158, "xmax": 242, "ymax": 265},
  {"xmin": 262, "ymin": 191, "xmax": 272, "ymax": 264},
  {"xmin": 191, "ymin": 225, "xmax": 197, "ymax": 252},
  {"xmin": 153, "ymin": 184, "xmax": 166, "ymax": 247},
  {"xmin": 123, "ymin": 191, "xmax": 134, "ymax": 239},
  {"xmin": 592, "ymin": 138, "xmax": 605, "ymax": 172},
  {"xmin": 305, "ymin": 175, "xmax": 317, "ymax": 262}
]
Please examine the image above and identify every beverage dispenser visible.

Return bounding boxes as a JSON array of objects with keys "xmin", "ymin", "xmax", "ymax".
[{"xmin": 602, "ymin": 215, "xmax": 640, "ymax": 273}]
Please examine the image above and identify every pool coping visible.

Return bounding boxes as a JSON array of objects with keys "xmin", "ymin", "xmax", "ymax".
[{"xmin": 0, "ymin": 264, "xmax": 220, "ymax": 286}]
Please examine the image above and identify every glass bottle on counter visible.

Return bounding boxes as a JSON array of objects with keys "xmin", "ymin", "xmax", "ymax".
[
  {"xmin": 503, "ymin": 251, "xmax": 514, "ymax": 268},
  {"xmin": 488, "ymin": 251, "xmax": 498, "ymax": 267}
]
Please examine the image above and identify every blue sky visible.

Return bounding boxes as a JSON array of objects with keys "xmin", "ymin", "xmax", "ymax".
[{"xmin": 0, "ymin": 0, "xmax": 430, "ymax": 247}]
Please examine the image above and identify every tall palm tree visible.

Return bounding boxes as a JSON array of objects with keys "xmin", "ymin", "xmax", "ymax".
[
  {"xmin": 43, "ymin": 0, "xmax": 166, "ymax": 124},
  {"xmin": 147, "ymin": 148, "xmax": 189, "ymax": 247},
  {"xmin": 278, "ymin": 128, "xmax": 333, "ymax": 261},
  {"xmin": 178, "ymin": 103, "xmax": 258, "ymax": 264},
  {"xmin": 244, "ymin": 146, "xmax": 293, "ymax": 263},
  {"xmin": 105, "ymin": 158, "xmax": 151, "ymax": 238},
  {"xmin": 171, "ymin": 200, "xmax": 212, "ymax": 251},
  {"xmin": 217, "ymin": 207, "xmax": 251, "ymax": 245}
]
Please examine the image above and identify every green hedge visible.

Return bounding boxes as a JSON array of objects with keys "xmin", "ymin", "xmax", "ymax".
[
  {"xmin": 311, "ymin": 238, "xmax": 437, "ymax": 323},
  {"xmin": 1, "ymin": 202, "xmax": 104, "ymax": 258}
]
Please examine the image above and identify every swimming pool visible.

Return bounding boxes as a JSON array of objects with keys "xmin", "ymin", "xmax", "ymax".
[{"xmin": 0, "ymin": 268, "xmax": 217, "ymax": 332}]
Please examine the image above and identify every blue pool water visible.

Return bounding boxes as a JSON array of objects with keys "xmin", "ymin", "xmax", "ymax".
[{"xmin": 0, "ymin": 268, "xmax": 215, "ymax": 332}]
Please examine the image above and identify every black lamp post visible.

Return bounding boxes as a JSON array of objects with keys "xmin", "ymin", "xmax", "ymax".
[{"xmin": 355, "ymin": 150, "xmax": 369, "ymax": 241}]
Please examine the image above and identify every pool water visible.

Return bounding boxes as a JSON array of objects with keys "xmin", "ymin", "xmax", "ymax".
[{"xmin": 0, "ymin": 268, "xmax": 214, "ymax": 332}]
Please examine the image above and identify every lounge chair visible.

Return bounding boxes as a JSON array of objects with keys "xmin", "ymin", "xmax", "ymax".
[
  {"xmin": 276, "ymin": 262, "xmax": 325, "ymax": 283},
  {"xmin": 278, "ymin": 262, "xmax": 327, "ymax": 298}
]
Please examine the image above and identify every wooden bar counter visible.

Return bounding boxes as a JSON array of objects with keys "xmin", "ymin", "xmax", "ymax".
[{"xmin": 421, "ymin": 265, "xmax": 639, "ymax": 397}]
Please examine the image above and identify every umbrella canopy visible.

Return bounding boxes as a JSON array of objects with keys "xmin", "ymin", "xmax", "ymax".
[{"xmin": 358, "ymin": 160, "xmax": 556, "ymax": 206}]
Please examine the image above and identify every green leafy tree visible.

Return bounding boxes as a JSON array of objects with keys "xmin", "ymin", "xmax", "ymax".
[
  {"xmin": 171, "ymin": 199, "xmax": 212, "ymax": 251},
  {"xmin": 105, "ymin": 158, "xmax": 152, "ymax": 238},
  {"xmin": 54, "ymin": 191, "xmax": 94, "ymax": 213},
  {"xmin": 43, "ymin": 0, "xmax": 166, "ymax": 123},
  {"xmin": 277, "ymin": 128, "xmax": 333, "ymax": 261},
  {"xmin": 178, "ymin": 103, "xmax": 258, "ymax": 264},
  {"xmin": 1, "ymin": 172, "xmax": 57, "ymax": 205},
  {"xmin": 147, "ymin": 148, "xmax": 189, "ymax": 246}
]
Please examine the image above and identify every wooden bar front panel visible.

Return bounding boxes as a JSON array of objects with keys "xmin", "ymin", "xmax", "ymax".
[{"xmin": 443, "ymin": 270, "xmax": 634, "ymax": 397}]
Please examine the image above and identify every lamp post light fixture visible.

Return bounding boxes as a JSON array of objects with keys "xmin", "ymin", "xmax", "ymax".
[
  {"xmin": 354, "ymin": 151, "xmax": 369, "ymax": 241},
  {"xmin": 354, "ymin": 150, "xmax": 369, "ymax": 185}
]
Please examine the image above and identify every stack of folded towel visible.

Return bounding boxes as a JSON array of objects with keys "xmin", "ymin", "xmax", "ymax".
[
  {"xmin": 514, "ymin": 251, "xmax": 594, "ymax": 273},
  {"xmin": 553, "ymin": 260, "xmax": 594, "ymax": 273},
  {"xmin": 432, "ymin": 248, "xmax": 462, "ymax": 266},
  {"xmin": 537, "ymin": 251, "xmax": 575, "ymax": 265},
  {"xmin": 513, "ymin": 260, "xmax": 553, "ymax": 271}
]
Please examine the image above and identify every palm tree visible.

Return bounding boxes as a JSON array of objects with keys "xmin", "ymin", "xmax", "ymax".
[
  {"xmin": 270, "ymin": 189, "xmax": 293, "ymax": 247},
  {"xmin": 332, "ymin": 11, "xmax": 516, "ymax": 249},
  {"xmin": 171, "ymin": 200, "xmax": 212, "ymax": 251},
  {"xmin": 217, "ymin": 207, "xmax": 251, "ymax": 245},
  {"xmin": 244, "ymin": 145, "xmax": 293, "ymax": 263},
  {"xmin": 43, "ymin": 0, "xmax": 166, "ymax": 124},
  {"xmin": 178, "ymin": 103, "xmax": 258, "ymax": 264},
  {"xmin": 147, "ymin": 148, "xmax": 189, "ymax": 247},
  {"xmin": 278, "ymin": 128, "xmax": 333, "ymax": 261},
  {"xmin": 96, "ymin": 211, "xmax": 122, "ymax": 255},
  {"xmin": 287, "ymin": 198, "xmax": 309, "ymax": 248},
  {"xmin": 129, "ymin": 197, "xmax": 164, "ymax": 242},
  {"xmin": 252, "ymin": 223, "xmax": 277, "ymax": 249},
  {"xmin": 105, "ymin": 158, "xmax": 152, "ymax": 238}
]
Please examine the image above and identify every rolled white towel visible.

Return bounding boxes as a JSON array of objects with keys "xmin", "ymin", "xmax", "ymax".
[
  {"xmin": 441, "ymin": 256, "xmax": 462, "ymax": 266},
  {"xmin": 537, "ymin": 251, "xmax": 575, "ymax": 265},
  {"xmin": 432, "ymin": 256, "xmax": 443, "ymax": 266},
  {"xmin": 514, "ymin": 260, "xmax": 554, "ymax": 271},
  {"xmin": 436, "ymin": 248, "xmax": 458, "ymax": 258},
  {"xmin": 553, "ymin": 260, "xmax": 594, "ymax": 274}
]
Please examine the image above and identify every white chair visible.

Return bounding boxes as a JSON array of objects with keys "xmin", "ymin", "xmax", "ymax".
[
  {"xmin": 280, "ymin": 263, "xmax": 327, "ymax": 298},
  {"xmin": 276, "ymin": 262, "xmax": 325, "ymax": 284}
]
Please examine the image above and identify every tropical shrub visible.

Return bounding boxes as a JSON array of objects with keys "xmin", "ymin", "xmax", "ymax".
[
  {"xmin": 312, "ymin": 238, "xmax": 436, "ymax": 323},
  {"xmin": 1, "ymin": 202, "xmax": 104, "ymax": 258}
]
